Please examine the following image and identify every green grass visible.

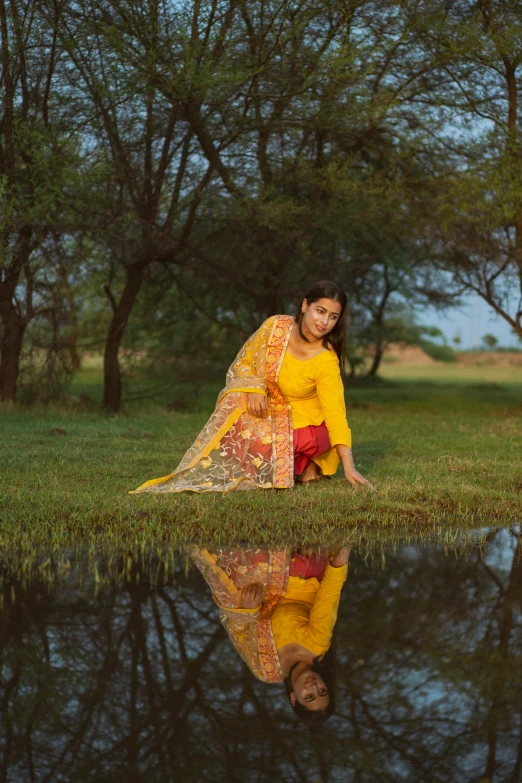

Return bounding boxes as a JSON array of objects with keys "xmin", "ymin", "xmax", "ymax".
[{"xmin": 0, "ymin": 362, "xmax": 520, "ymax": 555}]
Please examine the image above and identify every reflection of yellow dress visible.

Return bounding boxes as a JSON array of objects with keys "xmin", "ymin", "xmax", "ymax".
[
  {"xmin": 191, "ymin": 548, "xmax": 348, "ymax": 682},
  {"xmin": 190, "ymin": 547, "xmax": 290, "ymax": 683},
  {"xmin": 271, "ymin": 563, "xmax": 348, "ymax": 656},
  {"xmin": 278, "ymin": 350, "xmax": 352, "ymax": 476}
]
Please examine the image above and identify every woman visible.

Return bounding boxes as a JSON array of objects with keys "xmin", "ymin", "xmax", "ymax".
[
  {"xmin": 190, "ymin": 544, "xmax": 350, "ymax": 721},
  {"xmin": 131, "ymin": 280, "xmax": 374, "ymax": 494}
]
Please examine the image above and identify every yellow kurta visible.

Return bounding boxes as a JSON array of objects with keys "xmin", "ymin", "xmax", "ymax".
[
  {"xmin": 277, "ymin": 349, "xmax": 352, "ymax": 475},
  {"xmin": 271, "ymin": 563, "xmax": 348, "ymax": 656}
]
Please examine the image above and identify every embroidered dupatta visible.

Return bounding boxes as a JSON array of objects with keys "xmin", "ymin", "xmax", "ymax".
[
  {"xmin": 190, "ymin": 547, "xmax": 289, "ymax": 683},
  {"xmin": 131, "ymin": 315, "xmax": 295, "ymax": 494}
]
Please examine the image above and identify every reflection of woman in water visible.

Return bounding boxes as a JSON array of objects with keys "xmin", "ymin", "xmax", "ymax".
[
  {"xmin": 131, "ymin": 280, "xmax": 374, "ymax": 494},
  {"xmin": 191, "ymin": 545, "xmax": 350, "ymax": 722}
]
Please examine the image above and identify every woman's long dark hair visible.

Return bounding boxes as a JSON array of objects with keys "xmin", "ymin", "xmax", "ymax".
[
  {"xmin": 284, "ymin": 639, "xmax": 337, "ymax": 724},
  {"xmin": 294, "ymin": 280, "xmax": 348, "ymax": 379}
]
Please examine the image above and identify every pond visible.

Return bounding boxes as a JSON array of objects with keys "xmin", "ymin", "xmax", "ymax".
[{"xmin": 0, "ymin": 529, "xmax": 520, "ymax": 782}]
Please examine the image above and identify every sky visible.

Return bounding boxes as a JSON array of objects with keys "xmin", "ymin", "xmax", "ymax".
[{"xmin": 420, "ymin": 292, "xmax": 521, "ymax": 350}]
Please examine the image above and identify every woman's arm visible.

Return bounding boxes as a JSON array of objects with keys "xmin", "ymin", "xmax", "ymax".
[
  {"xmin": 315, "ymin": 356, "xmax": 352, "ymax": 448},
  {"xmin": 307, "ymin": 548, "xmax": 350, "ymax": 649},
  {"xmin": 225, "ymin": 317, "xmax": 276, "ymax": 417},
  {"xmin": 335, "ymin": 445, "xmax": 377, "ymax": 491},
  {"xmin": 316, "ymin": 356, "xmax": 377, "ymax": 491}
]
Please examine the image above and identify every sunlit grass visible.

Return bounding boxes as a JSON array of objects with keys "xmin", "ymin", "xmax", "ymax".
[{"xmin": 1, "ymin": 362, "xmax": 520, "ymax": 556}]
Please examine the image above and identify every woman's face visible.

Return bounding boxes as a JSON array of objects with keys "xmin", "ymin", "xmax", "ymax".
[
  {"xmin": 301, "ymin": 297, "xmax": 342, "ymax": 341},
  {"xmin": 290, "ymin": 665, "xmax": 330, "ymax": 712}
]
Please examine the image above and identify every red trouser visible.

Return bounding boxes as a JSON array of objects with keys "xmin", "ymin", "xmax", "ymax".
[
  {"xmin": 289, "ymin": 551, "xmax": 329, "ymax": 581},
  {"xmin": 293, "ymin": 422, "xmax": 331, "ymax": 475}
]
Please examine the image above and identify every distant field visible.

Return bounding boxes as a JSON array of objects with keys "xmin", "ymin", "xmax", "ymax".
[
  {"xmin": 1, "ymin": 355, "xmax": 520, "ymax": 556},
  {"xmin": 379, "ymin": 362, "xmax": 522, "ymax": 386},
  {"xmin": 71, "ymin": 350, "xmax": 522, "ymax": 400},
  {"xmin": 70, "ymin": 351, "xmax": 522, "ymax": 407}
]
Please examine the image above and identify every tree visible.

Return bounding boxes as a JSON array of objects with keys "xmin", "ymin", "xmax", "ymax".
[
  {"xmin": 55, "ymin": 0, "xmax": 243, "ymax": 411},
  {"xmin": 159, "ymin": 0, "xmax": 453, "ymax": 376},
  {"xmin": 409, "ymin": 0, "xmax": 522, "ymax": 341},
  {"xmin": 482, "ymin": 332, "xmax": 499, "ymax": 350},
  {"xmin": 0, "ymin": 1, "xmax": 80, "ymax": 402}
]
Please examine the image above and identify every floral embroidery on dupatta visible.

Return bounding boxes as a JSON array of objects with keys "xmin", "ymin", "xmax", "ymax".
[
  {"xmin": 257, "ymin": 549, "xmax": 289, "ymax": 682},
  {"xmin": 265, "ymin": 315, "xmax": 294, "ymax": 488},
  {"xmin": 130, "ymin": 315, "xmax": 295, "ymax": 494},
  {"xmin": 190, "ymin": 547, "xmax": 289, "ymax": 683}
]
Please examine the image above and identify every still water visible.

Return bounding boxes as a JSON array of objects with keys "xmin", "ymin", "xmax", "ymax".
[{"xmin": 1, "ymin": 530, "xmax": 520, "ymax": 783}]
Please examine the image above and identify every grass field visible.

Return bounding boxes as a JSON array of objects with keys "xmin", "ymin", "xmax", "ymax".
[{"xmin": 0, "ymin": 359, "xmax": 520, "ymax": 554}]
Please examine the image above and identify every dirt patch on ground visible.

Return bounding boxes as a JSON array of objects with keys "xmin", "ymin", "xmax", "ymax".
[
  {"xmin": 456, "ymin": 351, "xmax": 522, "ymax": 367},
  {"xmin": 382, "ymin": 344, "xmax": 522, "ymax": 367}
]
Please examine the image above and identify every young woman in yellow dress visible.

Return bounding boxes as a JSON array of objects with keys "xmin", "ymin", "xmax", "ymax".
[{"xmin": 131, "ymin": 280, "xmax": 374, "ymax": 494}]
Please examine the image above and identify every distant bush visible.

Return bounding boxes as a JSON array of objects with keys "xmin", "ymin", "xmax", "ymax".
[
  {"xmin": 420, "ymin": 340, "xmax": 456, "ymax": 363},
  {"xmin": 17, "ymin": 348, "xmax": 74, "ymax": 405}
]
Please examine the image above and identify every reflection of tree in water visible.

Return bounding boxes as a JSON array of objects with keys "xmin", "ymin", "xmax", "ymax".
[
  {"xmin": 343, "ymin": 529, "xmax": 522, "ymax": 783},
  {"xmin": 0, "ymin": 531, "xmax": 520, "ymax": 782}
]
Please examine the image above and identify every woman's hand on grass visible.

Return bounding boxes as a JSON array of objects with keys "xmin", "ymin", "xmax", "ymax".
[
  {"xmin": 241, "ymin": 583, "xmax": 264, "ymax": 608},
  {"xmin": 246, "ymin": 392, "xmax": 268, "ymax": 418},
  {"xmin": 338, "ymin": 450, "xmax": 377, "ymax": 492}
]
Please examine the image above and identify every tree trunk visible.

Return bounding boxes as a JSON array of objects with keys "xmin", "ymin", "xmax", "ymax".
[
  {"xmin": 364, "ymin": 337, "xmax": 385, "ymax": 379},
  {"xmin": 482, "ymin": 536, "xmax": 522, "ymax": 782},
  {"xmin": 63, "ymin": 277, "xmax": 82, "ymax": 370},
  {"xmin": 0, "ymin": 310, "xmax": 26, "ymax": 403},
  {"xmin": 505, "ymin": 62, "xmax": 522, "ymax": 331},
  {"xmin": 363, "ymin": 267, "xmax": 391, "ymax": 380},
  {"xmin": 103, "ymin": 265, "xmax": 145, "ymax": 413},
  {"xmin": 0, "ymin": 232, "xmax": 32, "ymax": 404},
  {"xmin": 68, "ymin": 319, "xmax": 82, "ymax": 371}
]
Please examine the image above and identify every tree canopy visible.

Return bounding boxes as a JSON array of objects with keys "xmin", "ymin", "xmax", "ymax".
[{"xmin": 1, "ymin": 0, "xmax": 520, "ymax": 409}]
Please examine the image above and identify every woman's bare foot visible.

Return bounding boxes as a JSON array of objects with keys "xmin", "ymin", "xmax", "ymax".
[{"xmin": 296, "ymin": 461, "xmax": 319, "ymax": 483}]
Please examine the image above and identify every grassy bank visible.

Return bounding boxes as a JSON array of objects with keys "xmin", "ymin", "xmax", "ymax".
[{"xmin": 0, "ymin": 364, "xmax": 520, "ymax": 552}]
